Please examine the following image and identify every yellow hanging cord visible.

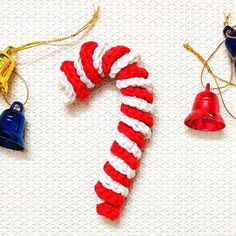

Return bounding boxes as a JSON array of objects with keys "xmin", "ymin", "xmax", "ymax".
[
  {"xmin": 224, "ymin": 12, "xmax": 231, "ymax": 26},
  {"xmin": 224, "ymin": 12, "xmax": 236, "ymax": 39},
  {"xmin": 2, "ymin": 6, "xmax": 99, "ymax": 106},
  {"xmin": 183, "ymin": 42, "xmax": 236, "ymax": 89},
  {"xmin": 6, "ymin": 6, "xmax": 100, "ymax": 55},
  {"xmin": 3, "ymin": 70, "xmax": 29, "ymax": 106},
  {"xmin": 183, "ymin": 13, "xmax": 236, "ymax": 120},
  {"xmin": 183, "ymin": 43, "xmax": 236, "ymax": 120}
]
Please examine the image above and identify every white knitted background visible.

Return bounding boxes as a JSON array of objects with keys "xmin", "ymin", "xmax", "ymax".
[{"xmin": 0, "ymin": 0, "xmax": 236, "ymax": 235}]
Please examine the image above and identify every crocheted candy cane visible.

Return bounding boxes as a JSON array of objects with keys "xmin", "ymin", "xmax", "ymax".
[{"xmin": 60, "ymin": 41, "xmax": 154, "ymax": 220}]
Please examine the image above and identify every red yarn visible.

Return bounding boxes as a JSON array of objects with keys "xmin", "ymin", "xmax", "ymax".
[
  {"xmin": 104, "ymin": 161, "xmax": 132, "ymax": 188},
  {"xmin": 80, "ymin": 41, "xmax": 103, "ymax": 85},
  {"xmin": 60, "ymin": 42, "xmax": 154, "ymax": 221},
  {"xmin": 116, "ymin": 63, "xmax": 149, "ymax": 80},
  {"xmin": 95, "ymin": 181, "xmax": 125, "ymax": 208},
  {"xmin": 96, "ymin": 203, "xmax": 121, "ymax": 221},
  {"xmin": 111, "ymin": 141, "xmax": 140, "ymax": 170},
  {"xmin": 60, "ymin": 61, "xmax": 90, "ymax": 101},
  {"xmin": 118, "ymin": 121, "xmax": 145, "ymax": 149},
  {"xmin": 121, "ymin": 104, "xmax": 154, "ymax": 127},
  {"xmin": 102, "ymin": 46, "xmax": 130, "ymax": 77},
  {"xmin": 121, "ymin": 86, "xmax": 153, "ymax": 103}
]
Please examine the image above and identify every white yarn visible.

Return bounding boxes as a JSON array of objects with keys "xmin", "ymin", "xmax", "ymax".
[
  {"xmin": 99, "ymin": 172, "xmax": 129, "ymax": 197},
  {"xmin": 74, "ymin": 58, "xmax": 95, "ymax": 89},
  {"xmin": 109, "ymin": 52, "xmax": 140, "ymax": 78},
  {"xmin": 59, "ymin": 74, "xmax": 76, "ymax": 104},
  {"xmin": 115, "ymin": 132, "xmax": 142, "ymax": 159},
  {"xmin": 107, "ymin": 155, "xmax": 136, "ymax": 179},
  {"xmin": 61, "ymin": 44, "xmax": 152, "ymax": 198},
  {"xmin": 121, "ymin": 95, "xmax": 154, "ymax": 114},
  {"xmin": 92, "ymin": 43, "xmax": 110, "ymax": 77},
  {"xmin": 120, "ymin": 114, "xmax": 152, "ymax": 138},
  {"xmin": 116, "ymin": 77, "xmax": 152, "ymax": 89},
  {"xmin": 95, "ymin": 196, "xmax": 104, "ymax": 205}
]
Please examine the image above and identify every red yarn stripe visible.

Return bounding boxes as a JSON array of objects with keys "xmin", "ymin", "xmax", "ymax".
[
  {"xmin": 102, "ymin": 46, "xmax": 130, "ymax": 77},
  {"xmin": 104, "ymin": 161, "xmax": 132, "ymax": 188},
  {"xmin": 96, "ymin": 202, "xmax": 121, "ymax": 221},
  {"xmin": 60, "ymin": 61, "xmax": 90, "ymax": 101},
  {"xmin": 121, "ymin": 86, "xmax": 153, "ymax": 103},
  {"xmin": 95, "ymin": 181, "xmax": 125, "ymax": 208},
  {"xmin": 61, "ymin": 42, "xmax": 154, "ymax": 221},
  {"xmin": 118, "ymin": 121, "xmax": 145, "ymax": 149},
  {"xmin": 111, "ymin": 141, "xmax": 140, "ymax": 170},
  {"xmin": 121, "ymin": 104, "xmax": 154, "ymax": 127},
  {"xmin": 80, "ymin": 41, "xmax": 102, "ymax": 85},
  {"xmin": 116, "ymin": 63, "xmax": 149, "ymax": 80}
]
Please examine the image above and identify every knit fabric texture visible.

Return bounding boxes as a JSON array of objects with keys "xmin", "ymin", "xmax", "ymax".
[{"xmin": 0, "ymin": 0, "xmax": 236, "ymax": 235}]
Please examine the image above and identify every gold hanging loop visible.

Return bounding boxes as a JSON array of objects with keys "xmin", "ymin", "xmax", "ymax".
[
  {"xmin": 7, "ymin": 7, "xmax": 100, "ymax": 55},
  {"xmin": 183, "ymin": 42, "xmax": 236, "ymax": 120},
  {"xmin": 224, "ymin": 12, "xmax": 231, "ymax": 26},
  {"xmin": 223, "ymin": 12, "xmax": 236, "ymax": 39},
  {"xmin": 3, "ymin": 70, "xmax": 29, "ymax": 106},
  {"xmin": 224, "ymin": 25, "xmax": 236, "ymax": 39},
  {"xmin": 182, "ymin": 12, "xmax": 236, "ymax": 120},
  {"xmin": 0, "ymin": 6, "xmax": 99, "ymax": 105},
  {"xmin": 183, "ymin": 43, "xmax": 236, "ymax": 89}
]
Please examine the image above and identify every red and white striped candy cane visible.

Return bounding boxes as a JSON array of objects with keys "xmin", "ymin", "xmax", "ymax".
[{"xmin": 60, "ymin": 41, "xmax": 154, "ymax": 221}]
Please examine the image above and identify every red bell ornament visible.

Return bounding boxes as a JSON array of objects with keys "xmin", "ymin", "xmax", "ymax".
[{"xmin": 184, "ymin": 84, "xmax": 226, "ymax": 131}]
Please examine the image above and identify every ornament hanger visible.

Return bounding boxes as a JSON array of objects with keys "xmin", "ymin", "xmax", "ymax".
[
  {"xmin": 0, "ymin": 6, "xmax": 99, "ymax": 103},
  {"xmin": 0, "ymin": 6, "xmax": 100, "ymax": 151},
  {"xmin": 2, "ymin": 71, "xmax": 29, "ymax": 106},
  {"xmin": 183, "ymin": 12, "xmax": 236, "ymax": 121},
  {"xmin": 5, "ymin": 7, "xmax": 99, "ymax": 55}
]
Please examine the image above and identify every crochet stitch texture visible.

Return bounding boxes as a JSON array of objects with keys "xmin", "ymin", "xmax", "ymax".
[{"xmin": 60, "ymin": 41, "xmax": 154, "ymax": 221}]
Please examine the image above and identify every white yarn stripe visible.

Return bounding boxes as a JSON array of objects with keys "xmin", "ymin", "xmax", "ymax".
[
  {"xmin": 121, "ymin": 95, "xmax": 154, "ymax": 114},
  {"xmin": 109, "ymin": 52, "xmax": 140, "ymax": 78},
  {"xmin": 115, "ymin": 131, "xmax": 142, "ymax": 159},
  {"xmin": 74, "ymin": 58, "xmax": 95, "ymax": 89},
  {"xmin": 95, "ymin": 196, "xmax": 104, "ymax": 205},
  {"xmin": 92, "ymin": 43, "xmax": 106, "ymax": 70},
  {"xmin": 59, "ymin": 74, "xmax": 76, "ymax": 104},
  {"xmin": 107, "ymin": 155, "xmax": 136, "ymax": 179},
  {"xmin": 120, "ymin": 114, "xmax": 152, "ymax": 138},
  {"xmin": 99, "ymin": 172, "xmax": 129, "ymax": 197},
  {"xmin": 92, "ymin": 43, "xmax": 111, "ymax": 77},
  {"xmin": 116, "ymin": 77, "xmax": 152, "ymax": 89}
]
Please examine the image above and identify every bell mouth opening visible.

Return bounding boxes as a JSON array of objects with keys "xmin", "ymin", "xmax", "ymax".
[
  {"xmin": 0, "ymin": 136, "xmax": 24, "ymax": 151},
  {"xmin": 185, "ymin": 114, "xmax": 226, "ymax": 132}
]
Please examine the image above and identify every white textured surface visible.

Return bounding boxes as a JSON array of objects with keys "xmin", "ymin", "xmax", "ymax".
[{"xmin": 0, "ymin": 0, "xmax": 236, "ymax": 235}]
